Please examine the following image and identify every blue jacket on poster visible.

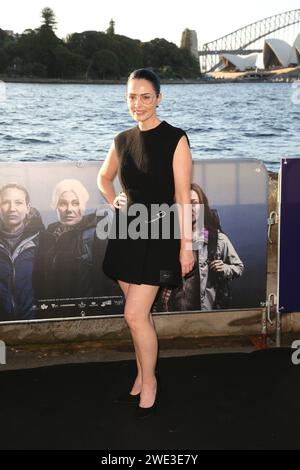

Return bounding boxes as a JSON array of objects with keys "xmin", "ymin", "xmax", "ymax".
[{"xmin": 0, "ymin": 209, "xmax": 44, "ymax": 321}]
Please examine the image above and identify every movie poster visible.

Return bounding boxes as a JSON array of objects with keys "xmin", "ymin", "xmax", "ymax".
[
  {"xmin": 0, "ymin": 161, "xmax": 124, "ymax": 322},
  {"xmin": 153, "ymin": 159, "xmax": 268, "ymax": 313},
  {"xmin": 0, "ymin": 159, "xmax": 268, "ymax": 323},
  {"xmin": 278, "ymin": 158, "xmax": 300, "ymax": 313}
]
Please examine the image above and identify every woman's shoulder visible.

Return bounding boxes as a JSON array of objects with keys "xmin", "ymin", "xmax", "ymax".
[
  {"xmin": 46, "ymin": 221, "xmax": 59, "ymax": 233},
  {"xmin": 114, "ymin": 126, "xmax": 137, "ymax": 143},
  {"xmin": 217, "ymin": 232, "xmax": 238, "ymax": 253},
  {"xmin": 163, "ymin": 121, "xmax": 190, "ymax": 146},
  {"xmin": 163, "ymin": 121, "xmax": 186, "ymax": 134},
  {"xmin": 114, "ymin": 127, "xmax": 138, "ymax": 154},
  {"xmin": 217, "ymin": 231, "xmax": 231, "ymax": 244}
]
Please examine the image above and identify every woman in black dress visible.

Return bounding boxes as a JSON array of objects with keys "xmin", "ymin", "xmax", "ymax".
[{"xmin": 97, "ymin": 68, "xmax": 193, "ymax": 417}]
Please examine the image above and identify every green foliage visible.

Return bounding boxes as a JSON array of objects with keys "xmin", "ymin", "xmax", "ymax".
[
  {"xmin": 88, "ymin": 49, "xmax": 120, "ymax": 79},
  {"xmin": 0, "ymin": 29, "xmax": 6, "ymax": 47},
  {"xmin": 41, "ymin": 7, "xmax": 57, "ymax": 30},
  {"xmin": 1, "ymin": 22, "xmax": 200, "ymax": 79},
  {"xmin": 0, "ymin": 48, "xmax": 8, "ymax": 72},
  {"xmin": 107, "ymin": 34, "xmax": 143, "ymax": 77},
  {"xmin": 53, "ymin": 45, "xmax": 87, "ymax": 78},
  {"xmin": 66, "ymin": 31, "xmax": 143, "ymax": 78},
  {"xmin": 141, "ymin": 38, "xmax": 200, "ymax": 78},
  {"xmin": 67, "ymin": 31, "xmax": 110, "ymax": 59},
  {"xmin": 21, "ymin": 62, "xmax": 48, "ymax": 78}
]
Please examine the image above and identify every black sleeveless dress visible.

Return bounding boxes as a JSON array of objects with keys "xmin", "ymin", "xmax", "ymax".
[{"xmin": 102, "ymin": 120, "xmax": 189, "ymax": 287}]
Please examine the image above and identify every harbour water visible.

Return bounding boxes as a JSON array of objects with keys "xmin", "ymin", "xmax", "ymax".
[{"xmin": 1, "ymin": 81, "xmax": 300, "ymax": 171}]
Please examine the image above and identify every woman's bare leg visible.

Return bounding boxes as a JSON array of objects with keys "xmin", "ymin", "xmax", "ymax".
[
  {"xmin": 118, "ymin": 280, "xmax": 143, "ymax": 396},
  {"xmin": 123, "ymin": 283, "xmax": 160, "ymax": 408}
]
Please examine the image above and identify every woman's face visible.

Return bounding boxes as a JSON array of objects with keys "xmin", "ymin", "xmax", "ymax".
[
  {"xmin": 57, "ymin": 191, "xmax": 83, "ymax": 225},
  {"xmin": 0, "ymin": 188, "xmax": 30, "ymax": 232},
  {"xmin": 126, "ymin": 78, "xmax": 161, "ymax": 124}
]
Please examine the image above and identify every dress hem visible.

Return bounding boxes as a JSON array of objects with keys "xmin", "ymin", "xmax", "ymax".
[{"xmin": 104, "ymin": 271, "xmax": 180, "ymax": 288}]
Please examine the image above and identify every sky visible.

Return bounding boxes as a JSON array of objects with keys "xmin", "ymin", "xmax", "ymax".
[{"xmin": 1, "ymin": 0, "xmax": 300, "ymax": 47}]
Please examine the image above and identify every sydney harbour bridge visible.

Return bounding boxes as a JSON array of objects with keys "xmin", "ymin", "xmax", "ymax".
[{"xmin": 199, "ymin": 9, "xmax": 300, "ymax": 72}]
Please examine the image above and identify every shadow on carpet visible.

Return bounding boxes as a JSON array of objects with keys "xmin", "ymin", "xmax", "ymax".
[{"xmin": 0, "ymin": 348, "xmax": 299, "ymax": 450}]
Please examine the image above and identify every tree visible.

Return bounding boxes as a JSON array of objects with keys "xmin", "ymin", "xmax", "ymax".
[
  {"xmin": 12, "ymin": 24, "xmax": 62, "ymax": 77},
  {"xmin": 0, "ymin": 48, "xmax": 8, "ymax": 73},
  {"xmin": 67, "ymin": 31, "xmax": 110, "ymax": 59},
  {"xmin": 41, "ymin": 7, "xmax": 57, "ymax": 30},
  {"xmin": 66, "ymin": 31, "xmax": 142, "ymax": 78},
  {"xmin": 1, "ymin": 19, "xmax": 200, "ymax": 80},
  {"xmin": 0, "ymin": 28, "xmax": 16, "ymax": 49},
  {"xmin": 106, "ymin": 19, "xmax": 115, "ymax": 35},
  {"xmin": 108, "ymin": 35, "xmax": 142, "ymax": 76},
  {"xmin": 141, "ymin": 37, "xmax": 200, "ymax": 78},
  {"xmin": 54, "ymin": 46, "xmax": 87, "ymax": 78},
  {"xmin": 88, "ymin": 49, "xmax": 120, "ymax": 79}
]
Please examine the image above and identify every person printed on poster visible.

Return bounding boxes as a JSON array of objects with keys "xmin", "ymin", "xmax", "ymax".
[
  {"xmin": 0, "ymin": 183, "xmax": 44, "ymax": 321},
  {"xmin": 154, "ymin": 183, "xmax": 244, "ymax": 312},
  {"xmin": 36, "ymin": 178, "xmax": 122, "ymax": 317}
]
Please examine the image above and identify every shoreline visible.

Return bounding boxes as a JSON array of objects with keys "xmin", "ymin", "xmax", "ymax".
[
  {"xmin": 0, "ymin": 76, "xmax": 296, "ymax": 85},
  {"xmin": 0, "ymin": 76, "xmax": 206, "ymax": 85}
]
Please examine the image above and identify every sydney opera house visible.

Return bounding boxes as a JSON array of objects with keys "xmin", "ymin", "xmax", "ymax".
[{"xmin": 218, "ymin": 33, "xmax": 300, "ymax": 72}]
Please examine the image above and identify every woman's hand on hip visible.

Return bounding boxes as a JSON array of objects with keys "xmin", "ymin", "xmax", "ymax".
[{"xmin": 112, "ymin": 191, "xmax": 127, "ymax": 209}]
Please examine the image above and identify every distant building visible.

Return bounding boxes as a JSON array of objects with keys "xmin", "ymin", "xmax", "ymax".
[
  {"xmin": 219, "ymin": 53, "xmax": 259, "ymax": 71},
  {"xmin": 180, "ymin": 29, "xmax": 199, "ymax": 61},
  {"xmin": 295, "ymin": 33, "xmax": 300, "ymax": 62},
  {"xmin": 264, "ymin": 38, "xmax": 298, "ymax": 68},
  {"xmin": 218, "ymin": 33, "xmax": 300, "ymax": 72}
]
